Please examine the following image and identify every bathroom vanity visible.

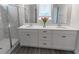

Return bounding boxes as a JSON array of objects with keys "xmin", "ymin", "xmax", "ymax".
[{"xmin": 18, "ymin": 24, "xmax": 78, "ymax": 51}]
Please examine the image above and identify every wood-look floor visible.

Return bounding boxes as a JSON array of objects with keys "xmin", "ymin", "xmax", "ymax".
[{"xmin": 11, "ymin": 46, "xmax": 74, "ymax": 54}]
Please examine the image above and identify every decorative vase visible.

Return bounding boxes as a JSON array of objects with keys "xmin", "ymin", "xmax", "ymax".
[
  {"xmin": 41, "ymin": 17, "xmax": 48, "ymax": 28},
  {"xmin": 43, "ymin": 23, "xmax": 46, "ymax": 28}
]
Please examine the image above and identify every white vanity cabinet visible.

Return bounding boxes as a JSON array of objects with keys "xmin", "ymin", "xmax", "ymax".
[
  {"xmin": 51, "ymin": 30, "xmax": 77, "ymax": 50},
  {"xmin": 18, "ymin": 26, "xmax": 77, "ymax": 51},
  {"xmin": 19, "ymin": 29, "xmax": 38, "ymax": 47}
]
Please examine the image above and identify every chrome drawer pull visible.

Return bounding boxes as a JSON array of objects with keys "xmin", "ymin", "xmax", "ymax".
[
  {"xmin": 0, "ymin": 48, "xmax": 2, "ymax": 50},
  {"xmin": 43, "ymin": 31, "xmax": 47, "ymax": 33},
  {"xmin": 26, "ymin": 34, "xmax": 30, "ymax": 36},
  {"xmin": 62, "ymin": 36, "xmax": 66, "ymax": 38},
  {"xmin": 43, "ymin": 43, "xmax": 47, "ymax": 45},
  {"xmin": 43, "ymin": 36, "xmax": 47, "ymax": 38}
]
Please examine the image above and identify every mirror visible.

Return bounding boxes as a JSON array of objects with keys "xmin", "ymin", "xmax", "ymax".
[
  {"xmin": 18, "ymin": 4, "xmax": 72, "ymax": 25},
  {"xmin": 24, "ymin": 4, "xmax": 37, "ymax": 23},
  {"xmin": 53, "ymin": 4, "xmax": 72, "ymax": 25}
]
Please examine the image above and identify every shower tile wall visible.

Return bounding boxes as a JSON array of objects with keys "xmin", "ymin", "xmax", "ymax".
[
  {"xmin": 0, "ymin": 5, "xmax": 9, "ymax": 39},
  {"xmin": 0, "ymin": 7, "xmax": 4, "ymax": 41},
  {"xmin": 0, "ymin": 5, "xmax": 10, "ymax": 53}
]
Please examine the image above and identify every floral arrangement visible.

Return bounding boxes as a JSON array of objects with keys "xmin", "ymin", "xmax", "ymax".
[{"xmin": 41, "ymin": 17, "xmax": 49, "ymax": 27}]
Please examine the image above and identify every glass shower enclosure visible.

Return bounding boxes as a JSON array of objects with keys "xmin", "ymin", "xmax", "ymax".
[{"xmin": 0, "ymin": 4, "xmax": 19, "ymax": 54}]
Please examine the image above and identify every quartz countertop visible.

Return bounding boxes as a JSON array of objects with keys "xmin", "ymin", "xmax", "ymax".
[{"xmin": 18, "ymin": 24, "xmax": 79, "ymax": 31}]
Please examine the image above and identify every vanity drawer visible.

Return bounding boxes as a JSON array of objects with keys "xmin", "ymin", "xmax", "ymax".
[
  {"xmin": 39, "ymin": 30, "xmax": 51, "ymax": 35},
  {"xmin": 39, "ymin": 35, "xmax": 51, "ymax": 41},
  {"xmin": 39, "ymin": 30, "xmax": 51, "ymax": 41},
  {"xmin": 52, "ymin": 31, "xmax": 77, "ymax": 41},
  {"xmin": 53, "ymin": 30, "xmax": 76, "ymax": 36},
  {"xmin": 39, "ymin": 40, "xmax": 51, "ymax": 48}
]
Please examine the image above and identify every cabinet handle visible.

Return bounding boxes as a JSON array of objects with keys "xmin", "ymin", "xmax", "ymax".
[
  {"xmin": 26, "ymin": 34, "xmax": 30, "ymax": 36},
  {"xmin": 43, "ymin": 31, "xmax": 47, "ymax": 33},
  {"xmin": 43, "ymin": 36, "xmax": 47, "ymax": 38},
  {"xmin": 0, "ymin": 48, "xmax": 2, "ymax": 50},
  {"xmin": 62, "ymin": 36, "xmax": 66, "ymax": 38},
  {"xmin": 43, "ymin": 43, "xmax": 47, "ymax": 45}
]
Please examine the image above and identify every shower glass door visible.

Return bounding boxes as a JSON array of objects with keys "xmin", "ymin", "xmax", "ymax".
[
  {"xmin": 0, "ymin": 4, "xmax": 19, "ymax": 54},
  {"xmin": 7, "ymin": 5, "xmax": 19, "ymax": 48},
  {"xmin": 0, "ymin": 5, "xmax": 11, "ymax": 54}
]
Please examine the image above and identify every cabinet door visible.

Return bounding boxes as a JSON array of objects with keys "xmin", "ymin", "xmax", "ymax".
[
  {"xmin": 19, "ymin": 29, "xmax": 38, "ymax": 47},
  {"xmin": 19, "ymin": 29, "xmax": 31, "ymax": 46},
  {"xmin": 30, "ymin": 29, "xmax": 38, "ymax": 47},
  {"xmin": 51, "ymin": 30, "xmax": 77, "ymax": 50}
]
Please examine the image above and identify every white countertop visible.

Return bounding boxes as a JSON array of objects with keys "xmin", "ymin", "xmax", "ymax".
[{"xmin": 18, "ymin": 24, "xmax": 79, "ymax": 31}]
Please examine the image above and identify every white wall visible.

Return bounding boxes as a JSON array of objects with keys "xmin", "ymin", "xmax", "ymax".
[
  {"xmin": 70, "ymin": 4, "xmax": 79, "ymax": 53},
  {"xmin": 70, "ymin": 4, "xmax": 79, "ymax": 29},
  {"xmin": 18, "ymin": 6, "xmax": 25, "ymax": 25}
]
